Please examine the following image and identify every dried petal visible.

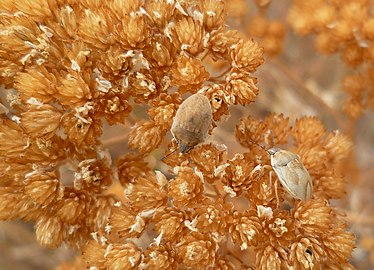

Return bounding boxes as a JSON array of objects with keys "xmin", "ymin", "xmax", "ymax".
[
  {"xmin": 35, "ymin": 215, "xmax": 66, "ymax": 248},
  {"xmin": 231, "ymin": 39, "xmax": 264, "ymax": 73},
  {"xmin": 128, "ymin": 120, "xmax": 164, "ymax": 154},
  {"xmin": 168, "ymin": 167, "xmax": 204, "ymax": 208}
]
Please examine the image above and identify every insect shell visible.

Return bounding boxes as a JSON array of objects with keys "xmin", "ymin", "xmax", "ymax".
[
  {"xmin": 171, "ymin": 93, "xmax": 212, "ymax": 153},
  {"xmin": 267, "ymin": 147, "xmax": 313, "ymax": 201}
]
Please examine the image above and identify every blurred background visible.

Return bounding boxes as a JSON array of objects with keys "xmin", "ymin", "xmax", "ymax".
[{"xmin": 1, "ymin": 0, "xmax": 373, "ymax": 269}]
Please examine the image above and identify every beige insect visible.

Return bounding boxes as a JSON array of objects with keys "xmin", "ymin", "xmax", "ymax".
[
  {"xmin": 268, "ymin": 147, "xmax": 313, "ymax": 201},
  {"xmin": 171, "ymin": 93, "xmax": 212, "ymax": 153}
]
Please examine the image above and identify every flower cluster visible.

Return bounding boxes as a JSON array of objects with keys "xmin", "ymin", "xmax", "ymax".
[
  {"xmin": 288, "ymin": 0, "xmax": 374, "ymax": 118},
  {"xmin": 246, "ymin": 0, "xmax": 286, "ymax": 57},
  {"xmin": 0, "ymin": 0, "xmax": 356, "ymax": 269}
]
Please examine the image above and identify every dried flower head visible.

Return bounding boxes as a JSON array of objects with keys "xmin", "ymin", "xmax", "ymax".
[
  {"xmin": 0, "ymin": 0, "xmax": 358, "ymax": 269},
  {"xmin": 288, "ymin": 0, "xmax": 374, "ymax": 118}
]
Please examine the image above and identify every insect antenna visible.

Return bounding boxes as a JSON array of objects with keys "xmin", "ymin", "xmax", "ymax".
[
  {"xmin": 248, "ymin": 139, "xmax": 267, "ymax": 151},
  {"xmin": 160, "ymin": 148, "xmax": 178, "ymax": 161}
]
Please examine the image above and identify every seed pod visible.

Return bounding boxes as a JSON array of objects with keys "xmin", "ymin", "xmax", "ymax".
[
  {"xmin": 268, "ymin": 147, "xmax": 313, "ymax": 201},
  {"xmin": 171, "ymin": 93, "xmax": 212, "ymax": 153}
]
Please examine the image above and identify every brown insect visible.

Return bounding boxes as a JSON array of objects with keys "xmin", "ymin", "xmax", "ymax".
[
  {"xmin": 268, "ymin": 147, "xmax": 313, "ymax": 201},
  {"xmin": 171, "ymin": 93, "xmax": 212, "ymax": 153},
  {"xmin": 250, "ymin": 141, "xmax": 313, "ymax": 202}
]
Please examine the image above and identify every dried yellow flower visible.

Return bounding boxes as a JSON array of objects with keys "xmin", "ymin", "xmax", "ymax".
[
  {"xmin": 256, "ymin": 245, "xmax": 284, "ymax": 270},
  {"xmin": 324, "ymin": 130, "xmax": 353, "ymax": 163},
  {"xmin": 218, "ymin": 153, "xmax": 255, "ymax": 194},
  {"xmin": 142, "ymin": 243, "xmax": 178, "ymax": 270},
  {"xmin": 82, "ymin": 240, "xmax": 106, "ymax": 269},
  {"xmin": 35, "ymin": 215, "xmax": 66, "ymax": 248},
  {"xmin": 168, "ymin": 166, "xmax": 204, "ymax": 208},
  {"xmin": 199, "ymin": 0, "xmax": 226, "ymax": 31},
  {"xmin": 171, "ymin": 55, "xmax": 210, "ymax": 94},
  {"xmin": 128, "ymin": 70, "xmax": 163, "ymax": 103},
  {"xmin": 14, "ymin": 67, "xmax": 57, "ymax": 103},
  {"xmin": 116, "ymin": 15, "xmax": 149, "ymax": 49},
  {"xmin": 117, "ymin": 153, "xmax": 152, "ymax": 186},
  {"xmin": 171, "ymin": 16, "xmax": 205, "ymax": 56},
  {"xmin": 209, "ymin": 29, "xmax": 240, "ymax": 61},
  {"xmin": 225, "ymin": 72, "xmax": 259, "ymax": 105},
  {"xmin": 231, "ymin": 39, "xmax": 264, "ymax": 73},
  {"xmin": 109, "ymin": 205, "xmax": 145, "ymax": 239},
  {"xmin": 128, "ymin": 120, "xmax": 164, "ymax": 154},
  {"xmin": 98, "ymin": 46, "xmax": 132, "ymax": 80},
  {"xmin": 98, "ymin": 92, "xmax": 132, "ymax": 125},
  {"xmin": 236, "ymin": 113, "xmax": 291, "ymax": 147},
  {"xmin": 153, "ymin": 207, "xmax": 188, "ymax": 242},
  {"xmin": 144, "ymin": 0, "xmax": 174, "ymax": 28},
  {"xmin": 74, "ymin": 158, "xmax": 112, "ymax": 193},
  {"xmin": 0, "ymin": 0, "xmax": 359, "ymax": 268},
  {"xmin": 54, "ymin": 190, "xmax": 88, "ymax": 224},
  {"xmin": 21, "ymin": 104, "xmax": 62, "ymax": 139},
  {"xmin": 292, "ymin": 117, "xmax": 326, "ymax": 146},
  {"xmin": 88, "ymin": 195, "xmax": 116, "ymax": 231},
  {"xmin": 125, "ymin": 171, "xmax": 168, "ymax": 211},
  {"xmin": 177, "ymin": 232, "xmax": 217, "ymax": 269},
  {"xmin": 194, "ymin": 198, "xmax": 232, "ymax": 234},
  {"xmin": 56, "ymin": 72, "xmax": 93, "ymax": 106},
  {"xmin": 0, "ymin": 118, "xmax": 32, "ymax": 159},
  {"xmin": 24, "ymin": 170, "xmax": 64, "ymax": 206},
  {"xmin": 148, "ymin": 92, "xmax": 182, "ymax": 130},
  {"xmin": 144, "ymin": 35, "xmax": 177, "ymax": 68},
  {"xmin": 293, "ymin": 199, "xmax": 332, "ymax": 236},
  {"xmin": 205, "ymin": 84, "xmax": 232, "ymax": 121},
  {"xmin": 289, "ymin": 237, "xmax": 325, "ymax": 270},
  {"xmin": 322, "ymin": 224, "xmax": 356, "ymax": 265},
  {"xmin": 189, "ymin": 143, "xmax": 227, "ymax": 183},
  {"xmin": 0, "ymin": 186, "xmax": 37, "ymax": 220},
  {"xmin": 78, "ymin": 9, "xmax": 114, "ymax": 50},
  {"xmin": 105, "ymin": 242, "xmax": 142, "ymax": 270},
  {"xmin": 343, "ymin": 97, "xmax": 366, "ymax": 119},
  {"xmin": 62, "ymin": 106, "xmax": 102, "ymax": 147},
  {"xmin": 230, "ymin": 210, "xmax": 262, "ymax": 250}
]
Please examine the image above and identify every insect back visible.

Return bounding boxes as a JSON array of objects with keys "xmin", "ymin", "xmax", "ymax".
[
  {"xmin": 267, "ymin": 147, "xmax": 313, "ymax": 201},
  {"xmin": 171, "ymin": 93, "xmax": 212, "ymax": 153}
]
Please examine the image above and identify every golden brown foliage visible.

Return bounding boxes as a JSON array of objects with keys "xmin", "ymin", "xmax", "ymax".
[
  {"xmin": 0, "ymin": 0, "xmax": 359, "ymax": 269},
  {"xmin": 288, "ymin": 0, "xmax": 374, "ymax": 118}
]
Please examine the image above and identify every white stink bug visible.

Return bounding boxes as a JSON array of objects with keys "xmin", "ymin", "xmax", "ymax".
[
  {"xmin": 267, "ymin": 147, "xmax": 313, "ymax": 201},
  {"xmin": 171, "ymin": 93, "xmax": 212, "ymax": 153}
]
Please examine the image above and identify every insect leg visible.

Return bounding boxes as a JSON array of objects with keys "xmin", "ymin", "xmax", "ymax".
[
  {"xmin": 274, "ymin": 176, "xmax": 279, "ymax": 209},
  {"xmin": 270, "ymin": 170, "xmax": 279, "ymax": 208}
]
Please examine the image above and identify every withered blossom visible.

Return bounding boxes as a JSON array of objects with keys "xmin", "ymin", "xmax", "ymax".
[
  {"xmin": 141, "ymin": 243, "xmax": 178, "ymax": 269},
  {"xmin": 230, "ymin": 210, "xmax": 263, "ymax": 250},
  {"xmin": 168, "ymin": 166, "xmax": 205, "ymax": 208},
  {"xmin": 116, "ymin": 153, "xmax": 152, "ymax": 186},
  {"xmin": 128, "ymin": 120, "xmax": 165, "ymax": 154},
  {"xmin": 177, "ymin": 232, "xmax": 217, "ymax": 269},
  {"xmin": 153, "ymin": 207, "xmax": 189, "ymax": 243},
  {"xmin": 171, "ymin": 54, "xmax": 210, "ymax": 94},
  {"xmin": 0, "ymin": 0, "xmax": 357, "ymax": 269},
  {"xmin": 288, "ymin": 0, "xmax": 374, "ymax": 118},
  {"xmin": 125, "ymin": 171, "xmax": 168, "ymax": 211}
]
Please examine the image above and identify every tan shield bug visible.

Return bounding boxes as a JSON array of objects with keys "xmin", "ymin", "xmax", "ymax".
[
  {"xmin": 250, "ymin": 141, "xmax": 313, "ymax": 203},
  {"xmin": 171, "ymin": 93, "xmax": 212, "ymax": 153},
  {"xmin": 267, "ymin": 147, "xmax": 313, "ymax": 201}
]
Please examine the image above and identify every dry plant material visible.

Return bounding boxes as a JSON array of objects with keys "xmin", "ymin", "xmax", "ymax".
[
  {"xmin": 288, "ymin": 0, "xmax": 374, "ymax": 118},
  {"xmin": 0, "ymin": 0, "xmax": 356, "ymax": 269},
  {"xmin": 245, "ymin": 0, "xmax": 286, "ymax": 57}
]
